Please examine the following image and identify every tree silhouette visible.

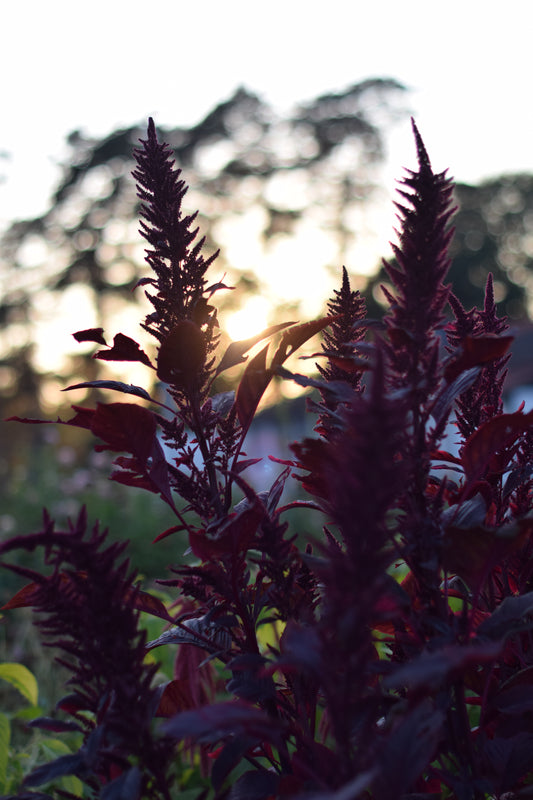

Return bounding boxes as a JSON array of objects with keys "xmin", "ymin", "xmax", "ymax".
[{"xmin": 0, "ymin": 78, "xmax": 407, "ymax": 427}]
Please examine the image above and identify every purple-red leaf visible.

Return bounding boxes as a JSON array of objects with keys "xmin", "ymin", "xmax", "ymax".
[
  {"xmin": 130, "ymin": 589, "xmax": 174, "ymax": 622},
  {"xmin": 271, "ymin": 316, "xmax": 334, "ymax": 369},
  {"xmin": 373, "ymin": 702, "xmax": 445, "ymax": 800},
  {"xmin": 24, "ymin": 753, "xmax": 84, "ymax": 787},
  {"xmin": 163, "ymin": 700, "xmax": 280, "ymax": 744},
  {"xmin": 444, "ymin": 334, "xmax": 514, "ymax": 383},
  {"xmin": 72, "ymin": 327, "xmax": 107, "ymax": 345},
  {"xmin": 478, "ymin": 591, "xmax": 533, "ymax": 640},
  {"xmin": 431, "ymin": 367, "xmax": 480, "ymax": 427},
  {"xmin": 235, "ymin": 344, "xmax": 271, "ymax": 431},
  {"xmin": 63, "ymin": 380, "xmax": 153, "ymax": 401},
  {"xmin": 88, "ymin": 402, "xmax": 157, "ymax": 461},
  {"xmin": 155, "ymin": 679, "xmax": 195, "ymax": 717},
  {"xmin": 94, "ymin": 332, "xmax": 154, "ymax": 368},
  {"xmin": 215, "ymin": 321, "xmax": 296, "ymax": 376},
  {"xmin": 28, "ymin": 716, "xmax": 82, "ymax": 733},
  {"xmin": 442, "ymin": 517, "xmax": 531, "ymax": 588},
  {"xmin": 156, "ymin": 320, "xmax": 206, "ymax": 385},
  {"xmin": 383, "ymin": 641, "xmax": 502, "ymax": 692},
  {"xmin": 152, "ymin": 525, "xmax": 186, "ymax": 543},
  {"xmin": 2, "ymin": 580, "xmax": 40, "ymax": 609},
  {"xmin": 462, "ymin": 410, "xmax": 533, "ymax": 483}
]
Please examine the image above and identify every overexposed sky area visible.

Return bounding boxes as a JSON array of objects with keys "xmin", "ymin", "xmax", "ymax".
[{"xmin": 1, "ymin": 0, "xmax": 532, "ymax": 228}]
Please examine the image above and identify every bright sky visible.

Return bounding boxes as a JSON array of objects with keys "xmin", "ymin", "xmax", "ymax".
[{"xmin": 1, "ymin": 0, "xmax": 532, "ymax": 229}]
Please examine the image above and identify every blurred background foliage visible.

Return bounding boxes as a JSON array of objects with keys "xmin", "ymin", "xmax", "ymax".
[
  {"xmin": 2, "ymin": 76, "xmax": 533, "ymax": 577},
  {"xmin": 3, "ymin": 80, "xmax": 533, "ymax": 786}
]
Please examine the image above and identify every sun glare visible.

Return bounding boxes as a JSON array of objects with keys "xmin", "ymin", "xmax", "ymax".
[{"xmin": 225, "ymin": 296, "xmax": 271, "ymax": 342}]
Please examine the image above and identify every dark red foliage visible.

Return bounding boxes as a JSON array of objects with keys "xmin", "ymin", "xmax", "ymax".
[
  {"xmin": 5, "ymin": 118, "xmax": 533, "ymax": 800},
  {"xmin": 93, "ymin": 332, "xmax": 154, "ymax": 368},
  {"xmin": 0, "ymin": 508, "xmax": 175, "ymax": 798}
]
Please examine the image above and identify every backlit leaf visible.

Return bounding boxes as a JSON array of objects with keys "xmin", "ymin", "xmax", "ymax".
[
  {"xmin": 94, "ymin": 332, "xmax": 154, "ymax": 368},
  {"xmin": 271, "ymin": 316, "xmax": 334, "ymax": 368},
  {"xmin": 72, "ymin": 327, "xmax": 107, "ymax": 345},
  {"xmin": 215, "ymin": 321, "xmax": 295, "ymax": 376},
  {"xmin": 0, "ymin": 662, "xmax": 38, "ymax": 706},
  {"xmin": 235, "ymin": 344, "xmax": 271, "ymax": 431},
  {"xmin": 63, "ymin": 380, "xmax": 153, "ymax": 401}
]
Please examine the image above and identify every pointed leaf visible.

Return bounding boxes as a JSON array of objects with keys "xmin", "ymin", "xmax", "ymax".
[
  {"xmin": 383, "ymin": 641, "xmax": 502, "ymax": 692},
  {"xmin": 443, "ymin": 516, "xmax": 531, "ymax": 588},
  {"xmin": 276, "ymin": 366, "xmax": 357, "ymax": 402},
  {"xmin": 462, "ymin": 410, "xmax": 533, "ymax": 483},
  {"xmin": 215, "ymin": 321, "xmax": 296, "ymax": 376},
  {"xmin": 163, "ymin": 700, "xmax": 280, "ymax": 744},
  {"xmin": 152, "ymin": 524, "xmax": 186, "ymax": 543},
  {"xmin": 233, "ymin": 457, "xmax": 263, "ymax": 475},
  {"xmin": 28, "ymin": 717, "xmax": 82, "ymax": 733},
  {"xmin": 493, "ymin": 685, "xmax": 533, "ymax": 715},
  {"xmin": 478, "ymin": 591, "xmax": 533, "ymax": 640},
  {"xmin": 481, "ymin": 733, "xmax": 533, "ymax": 794},
  {"xmin": 271, "ymin": 316, "xmax": 334, "ymax": 368},
  {"xmin": 188, "ymin": 503, "xmax": 263, "ymax": 561},
  {"xmin": 444, "ymin": 334, "xmax": 513, "ymax": 383},
  {"xmin": 155, "ymin": 679, "xmax": 195, "ymax": 717},
  {"xmin": 101, "ymin": 766, "xmax": 141, "ymax": 800},
  {"xmin": 0, "ymin": 663, "xmax": 38, "ymax": 706},
  {"xmin": 373, "ymin": 702, "xmax": 445, "ymax": 800},
  {"xmin": 24, "ymin": 753, "xmax": 83, "ymax": 787},
  {"xmin": 147, "ymin": 615, "xmax": 232, "ymax": 654},
  {"xmin": 235, "ymin": 344, "xmax": 271, "ymax": 430},
  {"xmin": 431, "ymin": 367, "xmax": 480, "ymax": 427},
  {"xmin": 129, "ymin": 589, "xmax": 174, "ymax": 622},
  {"xmin": 63, "ymin": 380, "xmax": 153, "ymax": 401},
  {"xmin": 72, "ymin": 327, "xmax": 107, "ymax": 345},
  {"xmin": 94, "ymin": 332, "xmax": 154, "ymax": 368},
  {"xmin": 213, "ymin": 741, "xmax": 262, "ymax": 794},
  {"xmin": 2, "ymin": 581, "xmax": 40, "ymax": 609},
  {"xmin": 89, "ymin": 402, "xmax": 157, "ymax": 461}
]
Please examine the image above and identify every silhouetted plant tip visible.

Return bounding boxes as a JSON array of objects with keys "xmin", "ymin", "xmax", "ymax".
[{"xmin": 4, "ymin": 117, "xmax": 533, "ymax": 800}]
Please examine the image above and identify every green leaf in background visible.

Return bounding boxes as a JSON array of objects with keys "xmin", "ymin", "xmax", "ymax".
[
  {"xmin": 0, "ymin": 662, "xmax": 38, "ymax": 706},
  {"xmin": 40, "ymin": 738, "xmax": 83, "ymax": 796},
  {"xmin": 14, "ymin": 704, "xmax": 43, "ymax": 721},
  {"xmin": 0, "ymin": 712, "xmax": 10, "ymax": 792}
]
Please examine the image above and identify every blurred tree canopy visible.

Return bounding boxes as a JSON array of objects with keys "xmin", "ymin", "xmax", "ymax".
[
  {"xmin": 0, "ymin": 78, "xmax": 407, "ymax": 422},
  {"xmin": 366, "ymin": 175, "xmax": 533, "ymax": 320},
  {"xmin": 1, "ymin": 76, "xmax": 533, "ymax": 440}
]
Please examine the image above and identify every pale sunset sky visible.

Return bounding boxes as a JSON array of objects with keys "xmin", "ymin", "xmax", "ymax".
[{"xmin": 1, "ymin": 0, "xmax": 532, "ymax": 227}]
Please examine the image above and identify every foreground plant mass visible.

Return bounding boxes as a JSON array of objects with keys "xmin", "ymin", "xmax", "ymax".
[{"xmin": 2, "ymin": 118, "xmax": 533, "ymax": 799}]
